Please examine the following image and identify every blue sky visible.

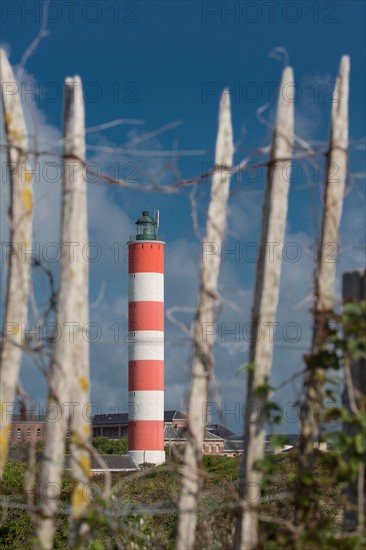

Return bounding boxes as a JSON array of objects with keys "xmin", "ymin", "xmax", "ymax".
[{"xmin": 1, "ymin": 1, "xmax": 365, "ymax": 433}]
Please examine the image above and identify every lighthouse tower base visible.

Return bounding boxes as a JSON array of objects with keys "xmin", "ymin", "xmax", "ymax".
[{"xmin": 128, "ymin": 450, "xmax": 166, "ymax": 466}]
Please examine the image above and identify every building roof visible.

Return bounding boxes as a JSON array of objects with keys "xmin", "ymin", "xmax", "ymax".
[
  {"xmin": 285, "ymin": 434, "xmax": 299, "ymax": 445},
  {"xmin": 223, "ymin": 434, "xmax": 300, "ymax": 453},
  {"xmin": 164, "ymin": 410, "xmax": 188, "ymax": 422},
  {"xmin": 12, "ymin": 414, "xmax": 45, "ymax": 423},
  {"xmin": 227, "ymin": 434, "xmax": 244, "ymax": 441},
  {"xmin": 204, "ymin": 430, "xmax": 224, "ymax": 441},
  {"xmin": 64, "ymin": 454, "xmax": 139, "ymax": 471},
  {"xmin": 264, "ymin": 434, "xmax": 299, "ymax": 453},
  {"xmin": 92, "ymin": 413, "xmax": 128, "ymax": 425},
  {"xmin": 164, "ymin": 425, "xmax": 224, "ymax": 442},
  {"xmin": 206, "ymin": 424, "xmax": 236, "ymax": 439},
  {"xmin": 224, "ymin": 440, "xmax": 244, "ymax": 452},
  {"xmin": 92, "ymin": 410, "xmax": 188, "ymax": 426},
  {"xmin": 164, "ymin": 425, "xmax": 183, "ymax": 439}
]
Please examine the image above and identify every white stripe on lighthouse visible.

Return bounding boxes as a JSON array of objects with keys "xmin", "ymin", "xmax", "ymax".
[
  {"xmin": 128, "ymin": 330, "xmax": 164, "ymax": 361},
  {"xmin": 128, "ymin": 390, "xmax": 164, "ymax": 421},
  {"xmin": 128, "ymin": 272, "xmax": 164, "ymax": 302}
]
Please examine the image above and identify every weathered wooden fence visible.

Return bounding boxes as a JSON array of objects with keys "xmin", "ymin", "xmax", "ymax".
[{"xmin": 0, "ymin": 48, "xmax": 358, "ymax": 550}]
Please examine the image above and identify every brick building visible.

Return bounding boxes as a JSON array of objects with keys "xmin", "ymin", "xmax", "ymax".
[
  {"xmin": 8, "ymin": 414, "xmax": 45, "ymax": 445},
  {"xmin": 164, "ymin": 424, "xmax": 225, "ymax": 456},
  {"xmin": 10, "ymin": 410, "xmax": 233, "ymax": 456}
]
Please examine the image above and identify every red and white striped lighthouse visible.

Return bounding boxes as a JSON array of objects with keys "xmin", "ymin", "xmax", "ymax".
[{"xmin": 127, "ymin": 210, "xmax": 165, "ymax": 465}]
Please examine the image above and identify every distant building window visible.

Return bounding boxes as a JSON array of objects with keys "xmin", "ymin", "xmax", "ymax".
[
  {"xmin": 17, "ymin": 428, "xmax": 22, "ymax": 439},
  {"xmin": 8, "ymin": 430, "xmax": 11, "ymax": 438},
  {"xmin": 209, "ymin": 444, "xmax": 212, "ymax": 454},
  {"xmin": 66, "ymin": 431, "xmax": 70, "ymax": 438},
  {"xmin": 216, "ymin": 444, "xmax": 220, "ymax": 453},
  {"xmin": 36, "ymin": 428, "xmax": 41, "ymax": 438},
  {"xmin": 27, "ymin": 429, "xmax": 31, "ymax": 438}
]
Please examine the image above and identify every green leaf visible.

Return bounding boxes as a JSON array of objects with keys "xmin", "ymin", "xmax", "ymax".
[
  {"xmin": 255, "ymin": 382, "xmax": 273, "ymax": 397},
  {"xmin": 254, "ymin": 455, "xmax": 274, "ymax": 473},
  {"xmin": 236, "ymin": 362, "xmax": 256, "ymax": 376},
  {"xmin": 264, "ymin": 402, "xmax": 282, "ymax": 424},
  {"xmin": 323, "ymin": 406, "xmax": 341, "ymax": 421},
  {"xmin": 270, "ymin": 434, "xmax": 290, "ymax": 449},
  {"xmin": 300, "ymin": 473, "xmax": 314, "ymax": 486},
  {"xmin": 264, "ymin": 402, "xmax": 282, "ymax": 412},
  {"xmin": 325, "ymin": 431, "xmax": 352, "ymax": 452},
  {"xmin": 246, "ymin": 362, "xmax": 257, "ymax": 372},
  {"xmin": 325, "ymin": 389, "xmax": 336, "ymax": 403},
  {"xmin": 354, "ymin": 433, "xmax": 366, "ymax": 455}
]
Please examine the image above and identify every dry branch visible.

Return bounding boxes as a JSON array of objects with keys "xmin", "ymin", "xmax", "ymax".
[
  {"xmin": 234, "ymin": 66, "xmax": 294, "ymax": 549},
  {"xmin": 0, "ymin": 49, "xmax": 33, "ymax": 477},
  {"xmin": 176, "ymin": 89, "xmax": 234, "ymax": 550}
]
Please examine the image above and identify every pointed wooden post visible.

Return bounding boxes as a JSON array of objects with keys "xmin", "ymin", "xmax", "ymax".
[
  {"xmin": 176, "ymin": 89, "xmax": 234, "ymax": 550},
  {"xmin": 66, "ymin": 75, "xmax": 91, "ymax": 547},
  {"xmin": 296, "ymin": 56, "xmax": 350, "ymax": 531},
  {"xmin": 35, "ymin": 77, "xmax": 90, "ymax": 549},
  {"xmin": 234, "ymin": 66, "xmax": 294, "ymax": 549},
  {"xmin": 0, "ymin": 49, "xmax": 33, "ymax": 477}
]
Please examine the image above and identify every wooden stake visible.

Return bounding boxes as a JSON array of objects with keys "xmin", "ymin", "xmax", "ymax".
[
  {"xmin": 35, "ymin": 77, "xmax": 90, "ymax": 549},
  {"xmin": 0, "ymin": 49, "xmax": 33, "ymax": 477},
  {"xmin": 296, "ymin": 55, "xmax": 350, "ymax": 531},
  {"xmin": 235, "ymin": 66, "xmax": 294, "ymax": 549},
  {"xmin": 176, "ymin": 89, "xmax": 234, "ymax": 550}
]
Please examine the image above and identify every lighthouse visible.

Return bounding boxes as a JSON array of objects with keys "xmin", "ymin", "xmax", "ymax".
[{"xmin": 127, "ymin": 210, "xmax": 165, "ymax": 465}]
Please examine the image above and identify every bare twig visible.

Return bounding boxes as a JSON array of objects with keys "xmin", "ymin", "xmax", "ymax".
[{"xmin": 16, "ymin": 0, "xmax": 49, "ymax": 85}]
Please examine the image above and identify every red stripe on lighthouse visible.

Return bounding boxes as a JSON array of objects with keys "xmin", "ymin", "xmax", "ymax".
[
  {"xmin": 128, "ymin": 421, "xmax": 164, "ymax": 450},
  {"xmin": 128, "ymin": 301, "xmax": 164, "ymax": 332},
  {"xmin": 128, "ymin": 242, "xmax": 164, "ymax": 273},
  {"xmin": 128, "ymin": 360, "xmax": 164, "ymax": 391}
]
